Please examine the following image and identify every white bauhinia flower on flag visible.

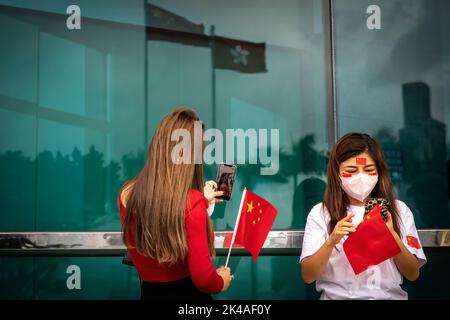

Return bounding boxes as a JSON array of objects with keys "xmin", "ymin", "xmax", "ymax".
[
  {"xmin": 230, "ymin": 45, "xmax": 249, "ymax": 65},
  {"xmin": 144, "ymin": 3, "xmax": 267, "ymax": 73}
]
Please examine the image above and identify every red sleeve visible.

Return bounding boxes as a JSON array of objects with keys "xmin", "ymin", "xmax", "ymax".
[{"xmin": 185, "ymin": 190, "xmax": 224, "ymax": 294}]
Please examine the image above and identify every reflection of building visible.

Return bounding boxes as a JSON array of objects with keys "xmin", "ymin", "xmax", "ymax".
[
  {"xmin": 383, "ymin": 148, "xmax": 403, "ymax": 183},
  {"xmin": 292, "ymin": 177, "xmax": 326, "ymax": 229},
  {"xmin": 399, "ymin": 82, "xmax": 449, "ymax": 226}
]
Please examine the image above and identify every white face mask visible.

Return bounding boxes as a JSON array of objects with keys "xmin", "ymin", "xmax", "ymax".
[{"xmin": 340, "ymin": 173, "xmax": 378, "ymax": 202}]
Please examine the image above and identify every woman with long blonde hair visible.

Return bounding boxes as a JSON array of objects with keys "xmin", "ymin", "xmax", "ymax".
[{"xmin": 118, "ymin": 108, "xmax": 232, "ymax": 300}]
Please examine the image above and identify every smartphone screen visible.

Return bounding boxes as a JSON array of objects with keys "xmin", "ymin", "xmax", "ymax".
[{"xmin": 215, "ymin": 163, "xmax": 237, "ymax": 201}]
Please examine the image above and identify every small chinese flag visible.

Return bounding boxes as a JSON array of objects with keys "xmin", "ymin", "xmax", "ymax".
[
  {"xmin": 343, "ymin": 204, "xmax": 401, "ymax": 275},
  {"xmin": 406, "ymin": 235, "xmax": 421, "ymax": 249},
  {"xmin": 234, "ymin": 190, "xmax": 277, "ymax": 262}
]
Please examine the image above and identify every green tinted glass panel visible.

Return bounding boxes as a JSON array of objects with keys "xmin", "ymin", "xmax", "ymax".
[
  {"xmin": 333, "ymin": 0, "xmax": 450, "ymax": 228},
  {"xmin": 0, "ymin": 0, "xmax": 329, "ymax": 231}
]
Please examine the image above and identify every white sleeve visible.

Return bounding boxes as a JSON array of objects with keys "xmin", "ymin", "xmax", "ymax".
[
  {"xmin": 299, "ymin": 204, "xmax": 329, "ymax": 263},
  {"xmin": 396, "ymin": 200, "xmax": 427, "ymax": 268},
  {"xmin": 206, "ymin": 201, "xmax": 215, "ymax": 216},
  {"xmin": 204, "ymin": 181, "xmax": 215, "ymax": 216}
]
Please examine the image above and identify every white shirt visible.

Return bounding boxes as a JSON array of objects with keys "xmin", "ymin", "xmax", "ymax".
[{"xmin": 299, "ymin": 200, "xmax": 427, "ymax": 300}]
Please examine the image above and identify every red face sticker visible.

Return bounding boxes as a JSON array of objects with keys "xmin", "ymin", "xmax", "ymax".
[
  {"xmin": 356, "ymin": 157, "xmax": 367, "ymax": 165},
  {"xmin": 368, "ymin": 172, "xmax": 378, "ymax": 176},
  {"xmin": 341, "ymin": 173, "xmax": 352, "ymax": 178}
]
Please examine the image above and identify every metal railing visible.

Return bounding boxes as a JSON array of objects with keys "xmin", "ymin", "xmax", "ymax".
[{"xmin": 0, "ymin": 230, "xmax": 449, "ymax": 257}]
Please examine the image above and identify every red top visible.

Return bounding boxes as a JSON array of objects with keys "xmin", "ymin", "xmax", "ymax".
[{"xmin": 118, "ymin": 187, "xmax": 224, "ymax": 294}]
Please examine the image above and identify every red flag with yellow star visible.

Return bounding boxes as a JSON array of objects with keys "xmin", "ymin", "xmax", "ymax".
[{"xmin": 233, "ymin": 190, "xmax": 277, "ymax": 263}]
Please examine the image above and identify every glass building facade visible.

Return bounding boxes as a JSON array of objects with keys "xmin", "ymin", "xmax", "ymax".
[{"xmin": 0, "ymin": 0, "xmax": 449, "ymax": 299}]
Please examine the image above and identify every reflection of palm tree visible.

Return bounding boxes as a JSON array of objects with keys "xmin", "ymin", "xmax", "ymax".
[
  {"xmin": 270, "ymin": 134, "xmax": 327, "ymax": 296},
  {"xmin": 278, "ymin": 135, "xmax": 328, "ymax": 229},
  {"xmin": 0, "ymin": 146, "xmax": 148, "ymax": 231},
  {"xmin": 121, "ymin": 150, "xmax": 146, "ymax": 180},
  {"xmin": 0, "ymin": 147, "xmax": 147, "ymax": 299},
  {"xmin": 238, "ymin": 162, "xmax": 287, "ymax": 191},
  {"xmin": 278, "ymin": 134, "xmax": 327, "ymax": 190}
]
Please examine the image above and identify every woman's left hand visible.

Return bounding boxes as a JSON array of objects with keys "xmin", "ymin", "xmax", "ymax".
[{"xmin": 204, "ymin": 181, "xmax": 224, "ymax": 203}]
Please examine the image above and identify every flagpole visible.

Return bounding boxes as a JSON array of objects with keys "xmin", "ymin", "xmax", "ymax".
[
  {"xmin": 225, "ymin": 188, "xmax": 247, "ymax": 268},
  {"xmin": 209, "ymin": 25, "xmax": 216, "ymax": 128}
]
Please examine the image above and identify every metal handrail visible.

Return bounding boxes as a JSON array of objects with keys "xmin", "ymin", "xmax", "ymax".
[{"xmin": 0, "ymin": 230, "xmax": 449, "ymax": 257}]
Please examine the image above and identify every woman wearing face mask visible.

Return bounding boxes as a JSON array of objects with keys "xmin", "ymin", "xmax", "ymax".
[{"xmin": 299, "ymin": 133, "xmax": 426, "ymax": 300}]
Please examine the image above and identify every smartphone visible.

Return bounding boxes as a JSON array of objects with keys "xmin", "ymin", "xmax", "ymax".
[
  {"xmin": 364, "ymin": 198, "xmax": 389, "ymax": 222},
  {"xmin": 215, "ymin": 163, "xmax": 237, "ymax": 201}
]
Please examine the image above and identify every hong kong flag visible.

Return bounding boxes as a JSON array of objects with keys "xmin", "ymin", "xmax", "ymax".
[
  {"xmin": 233, "ymin": 189, "xmax": 277, "ymax": 262},
  {"xmin": 343, "ymin": 204, "xmax": 401, "ymax": 275}
]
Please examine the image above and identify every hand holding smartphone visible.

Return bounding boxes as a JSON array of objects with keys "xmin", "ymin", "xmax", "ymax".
[
  {"xmin": 364, "ymin": 198, "xmax": 389, "ymax": 222},
  {"xmin": 215, "ymin": 163, "xmax": 237, "ymax": 201}
]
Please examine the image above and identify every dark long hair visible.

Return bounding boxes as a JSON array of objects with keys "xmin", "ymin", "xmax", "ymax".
[
  {"xmin": 323, "ymin": 133, "xmax": 400, "ymax": 235},
  {"xmin": 121, "ymin": 108, "xmax": 215, "ymax": 265}
]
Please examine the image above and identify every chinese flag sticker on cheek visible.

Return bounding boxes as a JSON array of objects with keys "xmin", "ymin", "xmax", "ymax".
[
  {"xmin": 407, "ymin": 235, "xmax": 421, "ymax": 249},
  {"xmin": 342, "ymin": 173, "xmax": 352, "ymax": 178}
]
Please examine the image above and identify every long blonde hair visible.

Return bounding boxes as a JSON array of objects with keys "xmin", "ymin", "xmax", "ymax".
[{"xmin": 121, "ymin": 108, "xmax": 215, "ymax": 265}]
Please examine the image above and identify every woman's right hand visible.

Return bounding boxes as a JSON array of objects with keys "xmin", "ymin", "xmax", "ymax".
[
  {"xmin": 327, "ymin": 213, "xmax": 356, "ymax": 246},
  {"xmin": 204, "ymin": 181, "xmax": 224, "ymax": 203},
  {"xmin": 216, "ymin": 266, "xmax": 232, "ymax": 292}
]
